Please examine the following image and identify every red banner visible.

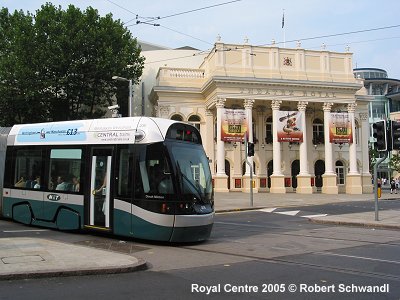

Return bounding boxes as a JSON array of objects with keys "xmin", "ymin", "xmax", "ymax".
[{"xmin": 329, "ymin": 113, "xmax": 353, "ymax": 144}]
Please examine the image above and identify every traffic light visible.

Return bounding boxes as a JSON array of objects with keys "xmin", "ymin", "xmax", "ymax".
[
  {"xmin": 392, "ymin": 120, "xmax": 400, "ymax": 150},
  {"xmin": 373, "ymin": 120, "xmax": 388, "ymax": 151},
  {"xmin": 247, "ymin": 142, "xmax": 255, "ymax": 157}
]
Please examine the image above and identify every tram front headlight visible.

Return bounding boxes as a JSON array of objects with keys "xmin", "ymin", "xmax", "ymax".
[{"xmin": 178, "ymin": 202, "xmax": 194, "ymax": 214}]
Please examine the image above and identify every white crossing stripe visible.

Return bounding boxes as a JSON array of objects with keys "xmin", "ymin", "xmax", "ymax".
[
  {"xmin": 258, "ymin": 208, "xmax": 277, "ymax": 213},
  {"xmin": 314, "ymin": 252, "xmax": 400, "ymax": 265},
  {"xmin": 275, "ymin": 210, "xmax": 300, "ymax": 216},
  {"xmin": 3, "ymin": 229, "xmax": 49, "ymax": 233},
  {"xmin": 301, "ymin": 214, "xmax": 328, "ymax": 218}
]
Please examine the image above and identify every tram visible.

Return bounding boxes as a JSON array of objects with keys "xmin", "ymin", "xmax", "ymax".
[{"xmin": 0, "ymin": 117, "xmax": 214, "ymax": 242}]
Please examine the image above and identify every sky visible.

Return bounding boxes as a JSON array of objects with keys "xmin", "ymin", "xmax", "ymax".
[{"xmin": 2, "ymin": 0, "xmax": 400, "ymax": 79}]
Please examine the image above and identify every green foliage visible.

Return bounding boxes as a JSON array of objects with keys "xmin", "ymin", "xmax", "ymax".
[
  {"xmin": 369, "ymin": 144, "xmax": 379, "ymax": 171},
  {"xmin": 0, "ymin": 4, "xmax": 144, "ymax": 126},
  {"xmin": 389, "ymin": 152, "xmax": 400, "ymax": 174}
]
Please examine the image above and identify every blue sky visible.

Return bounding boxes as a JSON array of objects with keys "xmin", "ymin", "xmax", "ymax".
[{"xmin": 3, "ymin": 0, "xmax": 400, "ymax": 78}]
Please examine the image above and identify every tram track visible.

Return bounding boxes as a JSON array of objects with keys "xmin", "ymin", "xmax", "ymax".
[
  {"xmin": 213, "ymin": 221, "xmax": 400, "ymax": 247},
  {"xmin": 180, "ymin": 243, "xmax": 400, "ymax": 282}
]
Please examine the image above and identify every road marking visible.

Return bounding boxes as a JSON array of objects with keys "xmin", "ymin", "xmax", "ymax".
[
  {"xmin": 275, "ymin": 210, "xmax": 300, "ymax": 216},
  {"xmin": 3, "ymin": 229, "xmax": 49, "ymax": 233},
  {"xmin": 301, "ymin": 214, "xmax": 328, "ymax": 218},
  {"xmin": 258, "ymin": 208, "xmax": 277, "ymax": 213},
  {"xmin": 314, "ymin": 252, "xmax": 400, "ymax": 265},
  {"xmin": 215, "ymin": 221, "xmax": 266, "ymax": 228}
]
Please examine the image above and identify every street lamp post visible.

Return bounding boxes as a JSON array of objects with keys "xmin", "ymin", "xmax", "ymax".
[{"xmin": 112, "ymin": 76, "xmax": 132, "ymax": 117}]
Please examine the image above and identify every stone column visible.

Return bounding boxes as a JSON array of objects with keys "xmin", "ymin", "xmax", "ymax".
[
  {"xmin": 359, "ymin": 112, "xmax": 373, "ymax": 193},
  {"xmin": 243, "ymin": 99, "xmax": 257, "ymax": 193},
  {"xmin": 347, "ymin": 103, "xmax": 358, "ymax": 174},
  {"xmin": 214, "ymin": 97, "xmax": 228, "ymax": 192},
  {"xmin": 257, "ymin": 106, "xmax": 267, "ymax": 192},
  {"xmin": 205, "ymin": 109, "xmax": 215, "ymax": 176},
  {"xmin": 244, "ymin": 99, "xmax": 254, "ymax": 175},
  {"xmin": 270, "ymin": 100, "xmax": 286, "ymax": 193},
  {"xmin": 322, "ymin": 102, "xmax": 338, "ymax": 194},
  {"xmin": 297, "ymin": 101, "xmax": 313, "ymax": 194},
  {"xmin": 346, "ymin": 103, "xmax": 362, "ymax": 194}
]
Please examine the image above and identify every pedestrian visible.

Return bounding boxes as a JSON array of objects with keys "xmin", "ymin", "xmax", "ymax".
[{"xmin": 390, "ymin": 178, "xmax": 397, "ymax": 194}]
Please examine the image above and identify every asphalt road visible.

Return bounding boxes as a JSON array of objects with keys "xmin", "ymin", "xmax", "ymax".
[
  {"xmin": 275, "ymin": 198, "xmax": 400, "ymax": 216},
  {"xmin": 1, "ymin": 203, "xmax": 400, "ymax": 300}
]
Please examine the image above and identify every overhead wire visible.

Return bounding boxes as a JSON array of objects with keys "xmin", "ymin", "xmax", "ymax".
[
  {"xmin": 159, "ymin": 25, "xmax": 214, "ymax": 46},
  {"xmin": 106, "ymin": 0, "xmax": 400, "ymax": 66},
  {"xmin": 260, "ymin": 24, "xmax": 400, "ymax": 47},
  {"xmin": 127, "ymin": 0, "xmax": 242, "ymax": 26},
  {"xmin": 143, "ymin": 34, "xmax": 400, "ymax": 66},
  {"xmin": 156, "ymin": 0, "xmax": 241, "ymax": 21}
]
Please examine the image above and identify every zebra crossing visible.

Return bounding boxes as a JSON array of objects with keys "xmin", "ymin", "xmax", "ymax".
[{"xmin": 258, "ymin": 207, "xmax": 328, "ymax": 219}]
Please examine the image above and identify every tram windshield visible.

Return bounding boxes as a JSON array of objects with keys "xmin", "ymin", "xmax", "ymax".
[{"xmin": 168, "ymin": 143, "xmax": 213, "ymax": 204}]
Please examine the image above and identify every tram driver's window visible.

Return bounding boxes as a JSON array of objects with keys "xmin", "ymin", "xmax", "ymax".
[{"xmin": 134, "ymin": 143, "xmax": 174, "ymax": 197}]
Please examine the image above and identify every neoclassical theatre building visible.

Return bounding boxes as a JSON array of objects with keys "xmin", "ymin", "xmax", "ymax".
[{"xmin": 149, "ymin": 40, "xmax": 373, "ymax": 194}]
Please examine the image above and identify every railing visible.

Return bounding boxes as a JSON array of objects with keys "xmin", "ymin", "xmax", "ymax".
[{"xmin": 160, "ymin": 68, "xmax": 205, "ymax": 79}]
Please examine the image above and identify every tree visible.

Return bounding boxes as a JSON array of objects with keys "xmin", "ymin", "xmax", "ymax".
[
  {"xmin": 0, "ymin": 8, "xmax": 47, "ymax": 125},
  {"xmin": 369, "ymin": 144, "xmax": 380, "ymax": 173},
  {"xmin": 389, "ymin": 152, "xmax": 400, "ymax": 177},
  {"xmin": 0, "ymin": 4, "xmax": 144, "ymax": 126}
]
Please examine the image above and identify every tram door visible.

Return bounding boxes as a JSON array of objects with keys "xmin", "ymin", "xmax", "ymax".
[{"xmin": 88, "ymin": 148, "xmax": 113, "ymax": 228}]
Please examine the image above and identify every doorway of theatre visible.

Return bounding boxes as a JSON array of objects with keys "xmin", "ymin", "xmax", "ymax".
[
  {"xmin": 314, "ymin": 160, "xmax": 325, "ymax": 192},
  {"xmin": 225, "ymin": 159, "xmax": 230, "ymax": 189},
  {"xmin": 267, "ymin": 160, "xmax": 273, "ymax": 188},
  {"xmin": 291, "ymin": 160, "xmax": 300, "ymax": 189}
]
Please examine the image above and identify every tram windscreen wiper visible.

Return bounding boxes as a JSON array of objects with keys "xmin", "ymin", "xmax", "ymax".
[{"xmin": 176, "ymin": 161, "xmax": 205, "ymax": 204}]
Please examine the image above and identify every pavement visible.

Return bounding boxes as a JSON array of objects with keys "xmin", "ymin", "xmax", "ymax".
[{"xmin": 1, "ymin": 190, "xmax": 400, "ymax": 280}]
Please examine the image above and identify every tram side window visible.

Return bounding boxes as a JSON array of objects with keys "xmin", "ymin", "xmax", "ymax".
[
  {"xmin": 14, "ymin": 149, "xmax": 43, "ymax": 189},
  {"xmin": 48, "ymin": 149, "xmax": 82, "ymax": 192},
  {"xmin": 118, "ymin": 148, "xmax": 133, "ymax": 197}
]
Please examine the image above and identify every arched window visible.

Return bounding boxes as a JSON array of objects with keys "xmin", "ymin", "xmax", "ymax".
[
  {"xmin": 313, "ymin": 118, "xmax": 324, "ymax": 144},
  {"xmin": 188, "ymin": 115, "xmax": 201, "ymax": 131},
  {"xmin": 171, "ymin": 114, "xmax": 183, "ymax": 121},
  {"xmin": 265, "ymin": 116, "xmax": 273, "ymax": 144},
  {"xmin": 335, "ymin": 160, "xmax": 345, "ymax": 185}
]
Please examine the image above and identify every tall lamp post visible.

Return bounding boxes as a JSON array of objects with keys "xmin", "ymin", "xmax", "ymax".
[{"xmin": 112, "ymin": 76, "xmax": 132, "ymax": 117}]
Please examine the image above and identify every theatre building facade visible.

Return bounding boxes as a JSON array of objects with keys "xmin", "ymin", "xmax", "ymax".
[{"xmin": 149, "ymin": 40, "xmax": 373, "ymax": 194}]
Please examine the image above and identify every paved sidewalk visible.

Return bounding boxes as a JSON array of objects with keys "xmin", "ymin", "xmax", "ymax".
[
  {"xmin": 0, "ymin": 191, "xmax": 399, "ymax": 280},
  {"xmin": 0, "ymin": 237, "xmax": 146, "ymax": 280}
]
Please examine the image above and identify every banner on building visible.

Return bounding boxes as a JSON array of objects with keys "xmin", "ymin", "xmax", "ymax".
[
  {"xmin": 221, "ymin": 108, "xmax": 248, "ymax": 142},
  {"xmin": 277, "ymin": 111, "xmax": 304, "ymax": 142},
  {"xmin": 329, "ymin": 112, "xmax": 353, "ymax": 144}
]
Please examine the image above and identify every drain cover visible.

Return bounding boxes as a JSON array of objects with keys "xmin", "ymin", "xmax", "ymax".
[{"xmin": 1, "ymin": 255, "xmax": 44, "ymax": 264}]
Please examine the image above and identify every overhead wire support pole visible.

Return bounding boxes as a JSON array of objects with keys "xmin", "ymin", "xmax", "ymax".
[
  {"xmin": 282, "ymin": 8, "xmax": 285, "ymax": 47},
  {"xmin": 245, "ymin": 136, "xmax": 253, "ymax": 207},
  {"xmin": 374, "ymin": 151, "xmax": 388, "ymax": 221}
]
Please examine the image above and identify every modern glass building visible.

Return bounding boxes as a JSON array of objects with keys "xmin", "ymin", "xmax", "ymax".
[{"xmin": 353, "ymin": 68, "xmax": 400, "ymax": 180}]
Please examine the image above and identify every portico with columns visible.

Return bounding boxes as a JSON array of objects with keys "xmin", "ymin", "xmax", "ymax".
[{"xmin": 150, "ymin": 38, "xmax": 373, "ymax": 195}]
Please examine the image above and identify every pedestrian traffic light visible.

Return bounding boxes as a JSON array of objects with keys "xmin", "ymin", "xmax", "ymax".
[
  {"xmin": 392, "ymin": 120, "xmax": 400, "ymax": 150},
  {"xmin": 373, "ymin": 120, "xmax": 387, "ymax": 151},
  {"xmin": 247, "ymin": 142, "xmax": 255, "ymax": 157}
]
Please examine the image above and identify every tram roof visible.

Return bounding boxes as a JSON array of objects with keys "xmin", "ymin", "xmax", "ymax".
[{"xmin": 7, "ymin": 117, "xmax": 180, "ymax": 146}]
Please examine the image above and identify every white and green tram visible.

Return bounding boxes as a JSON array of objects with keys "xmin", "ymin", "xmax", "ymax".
[{"xmin": 0, "ymin": 117, "xmax": 214, "ymax": 242}]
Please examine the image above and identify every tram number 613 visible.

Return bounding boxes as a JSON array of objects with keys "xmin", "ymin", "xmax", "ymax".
[{"xmin": 66, "ymin": 128, "xmax": 78, "ymax": 135}]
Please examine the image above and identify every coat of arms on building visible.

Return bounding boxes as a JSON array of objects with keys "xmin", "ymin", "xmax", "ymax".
[{"xmin": 283, "ymin": 57, "xmax": 292, "ymax": 66}]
